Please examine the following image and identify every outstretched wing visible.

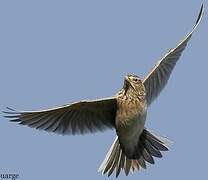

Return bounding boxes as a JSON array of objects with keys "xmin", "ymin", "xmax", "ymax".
[
  {"xmin": 143, "ymin": 4, "xmax": 204, "ymax": 106},
  {"xmin": 3, "ymin": 97, "xmax": 117, "ymax": 135}
]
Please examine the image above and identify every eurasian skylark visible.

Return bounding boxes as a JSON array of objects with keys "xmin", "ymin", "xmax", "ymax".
[{"xmin": 3, "ymin": 4, "xmax": 204, "ymax": 177}]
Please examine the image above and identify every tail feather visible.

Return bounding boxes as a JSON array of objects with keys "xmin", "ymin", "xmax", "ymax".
[
  {"xmin": 100, "ymin": 137, "xmax": 119, "ymax": 174},
  {"xmin": 116, "ymin": 152, "xmax": 124, "ymax": 177},
  {"xmin": 108, "ymin": 143, "xmax": 120, "ymax": 177},
  {"xmin": 142, "ymin": 147, "xmax": 155, "ymax": 164},
  {"xmin": 124, "ymin": 157, "xmax": 131, "ymax": 176},
  {"xmin": 132, "ymin": 160, "xmax": 140, "ymax": 171},
  {"xmin": 137, "ymin": 156, "xmax": 146, "ymax": 169},
  {"xmin": 99, "ymin": 129, "xmax": 170, "ymax": 177},
  {"xmin": 144, "ymin": 130, "xmax": 169, "ymax": 151},
  {"xmin": 144, "ymin": 139, "xmax": 163, "ymax": 157}
]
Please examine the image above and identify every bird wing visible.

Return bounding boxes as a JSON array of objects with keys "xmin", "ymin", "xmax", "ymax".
[
  {"xmin": 143, "ymin": 4, "xmax": 204, "ymax": 106},
  {"xmin": 3, "ymin": 97, "xmax": 117, "ymax": 135}
]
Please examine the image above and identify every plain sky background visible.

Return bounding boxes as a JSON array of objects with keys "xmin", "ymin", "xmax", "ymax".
[{"xmin": 0, "ymin": 0, "xmax": 207, "ymax": 179}]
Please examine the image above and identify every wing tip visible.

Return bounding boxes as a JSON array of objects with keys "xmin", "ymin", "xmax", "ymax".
[
  {"xmin": 195, "ymin": 3, "xmax": 204, "ymax": 25},
  {"xmin": 6, "ymin": 107, "xmax": 16, "ymax": 111},
  {"xmin": 2, "ymin": 107, "xmax": 20, "ymax": 114},
  {"xmin": 2, "ymin": 107, "xmax": 21, "ymax": 122}
]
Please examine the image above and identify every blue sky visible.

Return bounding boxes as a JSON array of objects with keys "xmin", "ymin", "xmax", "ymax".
[{"xmin": 0, "ymin": 1, "xmax": 207, "ymax": 179}]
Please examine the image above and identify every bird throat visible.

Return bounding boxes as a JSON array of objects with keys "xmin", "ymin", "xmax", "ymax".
[
  {"xmin": 124, "ymin": 86, "xmax": 144, "ymax": 101},
  {"xmin": 123, "ymin": 79, "xmax": 146, "ymax": 101}
]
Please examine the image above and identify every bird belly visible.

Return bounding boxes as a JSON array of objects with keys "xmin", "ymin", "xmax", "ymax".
[{"xmin": 116, "ymin": 112, "xmax": 147, "ymax": 158}]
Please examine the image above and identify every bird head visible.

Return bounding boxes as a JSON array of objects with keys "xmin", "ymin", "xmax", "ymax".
[{"xmin": 123, "ymin": 74, "xmax": 146, "ymax": 99}]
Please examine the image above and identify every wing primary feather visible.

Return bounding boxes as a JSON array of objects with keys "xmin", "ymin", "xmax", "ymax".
[
  {"xmin": 10, "ymin": 119, "xmax": 21, "ymax": 122},
  {"xmin": 6, "ymin": 107, "xmax": 16, "ymax": 111},
  {"xmin": 20, "ymin": 113, "xmax": 48, "ymax": 126},
  {"xmin": 2, "ymin": 111, "xmax": 20, "ymax": 114},
  {"xmin": 3, "ymin": 115, "xmax": 20, "ymax": 118},
  {"xmin": 28, "ymin": 113, "xmax": 53, "ymax": 128},
  {"xmin": 196, "ymin": 4, "xmax": 204, "ymax": 24}
]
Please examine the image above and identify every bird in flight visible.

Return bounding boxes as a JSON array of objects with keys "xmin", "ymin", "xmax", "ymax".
[{"xmin": 3, "ymin": 4, "xmax": 204, "ymax": 177}]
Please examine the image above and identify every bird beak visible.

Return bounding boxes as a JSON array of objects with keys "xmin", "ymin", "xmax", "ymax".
[
  {"xmin": 125, "ymin": 76, "xmax": 135, "ymax": 90},
  {"xmin": 125, "ymin": 76, "xmax": 130, "ymax": 83}
]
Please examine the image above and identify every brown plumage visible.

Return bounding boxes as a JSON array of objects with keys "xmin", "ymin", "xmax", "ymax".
[{"xmin": 3, "ymin": 4, "xmax": 204, "ymax": 177}]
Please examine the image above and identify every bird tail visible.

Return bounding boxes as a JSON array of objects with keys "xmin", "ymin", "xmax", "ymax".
[{"xmin": 98, "ymin": 129, "xmax": 171, "ymax": 177}]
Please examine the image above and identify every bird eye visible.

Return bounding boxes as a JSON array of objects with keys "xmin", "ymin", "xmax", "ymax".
[{"xmin": 133, "ymin": 78, "xmax": 142, "ymax": 83}]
